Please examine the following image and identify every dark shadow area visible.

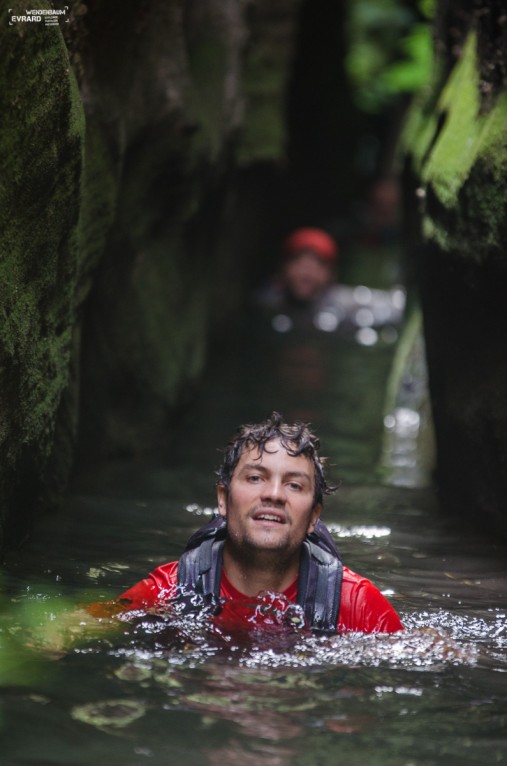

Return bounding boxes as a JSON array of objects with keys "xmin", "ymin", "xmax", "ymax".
[
  {"xmin": 231, "ymin": 0, "xmax": 411, "ymax": 297},
  {"xmin": 71, "ymin": 0, "xmax": 412, "ymax": 482}
]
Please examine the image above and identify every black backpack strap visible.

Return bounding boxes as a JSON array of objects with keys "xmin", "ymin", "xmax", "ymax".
[
  {"xmin": 297, "ymin": 536, "xmax": 343, "ymax": 633},
  {"xmin": 177, "ymin": 515, "xmax": 342, "ymax": 632},
  {"xmin": 183, "ymin": 514, "xmax": 226, "ymax": 551},
  {"xmin": 309, "ymin": 518, "xmax": 341, "ymax": 559},
  {"xmin": 177, "ymin": 516, "xmax": 226, "ymax": 598}
]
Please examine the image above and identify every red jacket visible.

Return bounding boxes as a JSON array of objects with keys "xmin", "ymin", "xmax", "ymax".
[{"xmin": 118, "ymin": 561, "xmax": 403, "ymax": 634}]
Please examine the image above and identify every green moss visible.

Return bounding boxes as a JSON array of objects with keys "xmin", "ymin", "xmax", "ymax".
[
  {"xmin": 76, "ymin": 117, "xmax": 120, "ymax": 305},
  {"xmin": 0, "ymin": 15, "xmax": 85, "ymax": 531},
  {"xmin": 237, "ymin": 96, "xmax": 285, "ymax": 165},
  {"xmin": 237, "ymin": 45, "xmax": 289, "ymax": 164},
  {"xmin": 186, "ymin": 40, "xmax": 229, "ymax": 161},
  {"xmin": 422, "ymin": 35, "xmax": 481, "ymax": 206},
  {"xmin": 403, "ymin": 32, "xmax": 507, "ymax": 257},
  {"xmin": 0, "ymin": 1, "xmax": 300, "ymax": 542},
  {"xmin": 402, "ymin": 39, "xmax": 478, "ymax": 199}
]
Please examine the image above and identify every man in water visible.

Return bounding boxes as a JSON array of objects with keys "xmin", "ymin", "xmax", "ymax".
[
  {"xmin": 255, "ymin": 228, "xmax": 405, "ymax": 337},
  {"xmin": 257, "ymin": 227, "xmax": 339, "ymax": 310},
  {"xmin": 118, "ymin": 412, "xmax": 403, "ymax": 634}
]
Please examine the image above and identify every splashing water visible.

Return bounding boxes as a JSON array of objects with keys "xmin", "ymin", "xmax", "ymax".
[{"xmin": 104, "ymin": 585, "xmax": 487, "ymax": 672}]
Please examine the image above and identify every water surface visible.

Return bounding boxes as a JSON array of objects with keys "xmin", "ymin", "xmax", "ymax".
[{"xmin": 1, "ymin": 326, "xmax": 506, "ymax": 765}]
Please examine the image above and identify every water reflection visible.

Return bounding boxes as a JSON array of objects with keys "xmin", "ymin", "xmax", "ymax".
[
  {"xmin": 71, "ymin": 699, "xmax": 147, "ymax": 732},
  {"xmin": 380, "ymin": 316, "xmax": 435, "ymax": 489},
  {"xmin": 2, "ymin": 308, "xmax": 507, "ymax": 764},
  {"xmin": 59, "ymin": 610, "xmax": 493, "ymax": 766},
  {"xmin": 234, "ymin": 320, "xmax": 397, "ymax": 482},
  {"xmin": 3, "ymin": 477, "xmax": 507, "ymax": 764},
  {"xmin": 62, "ymin": 617, "xmax": 482, "ymax": 766}
]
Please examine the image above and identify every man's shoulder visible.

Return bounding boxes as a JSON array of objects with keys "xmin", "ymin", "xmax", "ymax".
[
  {"xmin": 117, "ymin": 560, "xmax": 179, "ymax": 609},
  {"xmin": 341, "ymin": 565, "xmax": 392, "ymax": 602},
  {"xmin": 149, "ymin": 560, "xmax": 179, "ymax": 584},
  {"xmin": 341, "ymin": 565, "xmax": 369, "ymax": 585},
  {"xmin": 340, "ymin": 565, "xmax": 390, "ymax": 606},
  {"xmin": 339, "ymin": 565, "xmax": 403, "ymax": 633}
]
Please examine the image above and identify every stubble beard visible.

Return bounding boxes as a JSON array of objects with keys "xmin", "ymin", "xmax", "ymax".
[{"xmin": 225, "ymin": 523, "xmax": 301, "ymax": 576}]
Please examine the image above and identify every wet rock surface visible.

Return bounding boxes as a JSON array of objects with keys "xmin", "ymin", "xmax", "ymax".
[
  {"xmin": 0, "ymin": 1, "xmax": 299, "ymax": 549},
  {"xmin": 402, "ymin": 1, "xmax": 507, "ymax": 539}
]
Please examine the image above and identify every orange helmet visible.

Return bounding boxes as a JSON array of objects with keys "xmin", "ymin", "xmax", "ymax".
[{"xmin": 284, "ymin": 228, "xmax": 338, "ymax": 261}]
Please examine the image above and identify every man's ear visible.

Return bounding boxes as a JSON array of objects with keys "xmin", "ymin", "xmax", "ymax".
[
  {"xmin": 217, "ymin": 484, "xmax": 228, "ymax": 518},
  {"xmin": 308, "ymin": 503, "xmax": 322, "ymax": 533}
]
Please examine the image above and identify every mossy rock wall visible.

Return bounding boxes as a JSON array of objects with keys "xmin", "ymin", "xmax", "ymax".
[
  {"xmin": 0, "ymin": 0, "xmax": 299, "ymax": 550},
  {"xmin": 401, "ymin": 2, "xmax": 507, "ymax": 538}
]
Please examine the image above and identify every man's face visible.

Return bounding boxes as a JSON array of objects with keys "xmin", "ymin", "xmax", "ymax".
[
  {"xmin": 217, "ymin": 439, "xmax": 321, "ymax": 559},
  {"xmin": 283, "ymin": 250, "xmax": 334, "ymax": 302}
]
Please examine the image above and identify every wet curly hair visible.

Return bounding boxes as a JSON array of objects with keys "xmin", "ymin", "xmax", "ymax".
[{"xmin": 216, "ymin": 411, "xmax": 337, "ymax": 507}]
